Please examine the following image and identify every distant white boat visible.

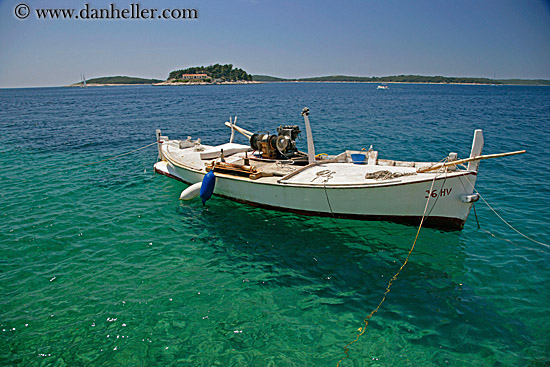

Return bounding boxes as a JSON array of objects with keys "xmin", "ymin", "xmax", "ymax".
[
  {"xmin": 154, "ymin": 108, "xmax": 524, "ymax": 230},
  {"xmin": 377, "ymin": 84, "xmax": 389, "ymax": 90},
  {"xmin": 81, "ymin": 74, "xmax": 87, "ymax": 87}
]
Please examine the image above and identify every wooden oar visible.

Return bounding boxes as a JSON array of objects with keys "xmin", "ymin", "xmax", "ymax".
[{"xmin": 416, "ymin": 150, "xmax": 526, "ymax": 173}]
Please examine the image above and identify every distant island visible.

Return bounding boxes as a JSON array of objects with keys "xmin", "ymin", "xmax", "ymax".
[
  {"xmin": 71, "ymin": 64, "xmax": 550, "ymax": 86},
  {"xmin": 72, "ymin": 76, "xmax": 163, "ymax": 86},
  {"xmin": 72, "ymin": 64, "xmax": 256, "ymax": 86},
  {"xmin": 253, "ymin": 74, "xmax": 550, "ymax": 85}
]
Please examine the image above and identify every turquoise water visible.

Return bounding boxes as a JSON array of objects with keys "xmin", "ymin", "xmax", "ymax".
[{"xmin": 1, "ymin": 83, "xmax": 549, "ymax": 366}]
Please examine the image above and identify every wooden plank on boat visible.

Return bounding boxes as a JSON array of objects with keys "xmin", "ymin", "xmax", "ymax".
[{"xmin": 416, "ymin": 150, "xmax": 526, "ymax": 173}]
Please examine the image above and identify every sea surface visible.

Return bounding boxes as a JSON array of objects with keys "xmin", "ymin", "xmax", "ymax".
[{"xmin": 0, "ymin": 83, "xmax": 548, "ymax": 366}]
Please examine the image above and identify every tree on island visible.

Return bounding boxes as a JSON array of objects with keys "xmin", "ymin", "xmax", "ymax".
[{"xmin": 168, "ymin": 64, "xmax": 252, "ymax": 82}]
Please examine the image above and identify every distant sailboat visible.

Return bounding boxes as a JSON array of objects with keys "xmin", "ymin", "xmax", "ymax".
[{"xmin": 81, "ymin": 74, "xmax": 87, "ymax": 87}]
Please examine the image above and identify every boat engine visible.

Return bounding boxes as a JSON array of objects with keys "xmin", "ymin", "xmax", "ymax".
[{"xmin": 249, "ymin": 125, "xmax": 301, "ymax": 159}]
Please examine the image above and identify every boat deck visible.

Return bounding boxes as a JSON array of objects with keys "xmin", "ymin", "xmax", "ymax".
[{"xmin": 160, "ymin": 140, "xmax": 473, "ymax": 188}]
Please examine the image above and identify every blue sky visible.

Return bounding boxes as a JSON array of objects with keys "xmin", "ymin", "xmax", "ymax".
[{"xmin": 0, "ymin": 0, "xmax": 549, "ymax": 88}]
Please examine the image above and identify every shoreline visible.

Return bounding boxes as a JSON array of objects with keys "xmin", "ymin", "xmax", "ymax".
[
  {"xmin": 66, "ymin": 80, "xmax": 263, "ymax": 87},
  {"xmin": 63, "ymin": 80, "xmax": 548, "ymax": 87},
  {"xmin": 153, "ymin": 80, "xmax": 262, "ymax": 86}
]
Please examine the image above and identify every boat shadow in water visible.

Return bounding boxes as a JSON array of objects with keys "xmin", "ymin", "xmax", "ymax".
[{"xmin": 176, "ymin": 198, "xmax": 531, "ymax": 364}]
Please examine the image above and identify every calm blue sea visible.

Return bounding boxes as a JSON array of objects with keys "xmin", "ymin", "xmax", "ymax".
[{"xmin": 0, "ymin": 83, "xmax": 549, "ymax": 366}]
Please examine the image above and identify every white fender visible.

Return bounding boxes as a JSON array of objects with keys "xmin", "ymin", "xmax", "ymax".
[{"xmin": 179, "ymin": 182, "xmax": 202, "ymax": 200}]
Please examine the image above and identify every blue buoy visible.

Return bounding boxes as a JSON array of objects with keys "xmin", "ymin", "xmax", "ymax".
[{"xmin": 199, "ymin": 170, "xmax": 216, "ymax": 205}]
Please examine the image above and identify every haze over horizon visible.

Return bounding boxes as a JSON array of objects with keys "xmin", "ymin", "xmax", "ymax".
[{"xmin": 0, "ymin": 0, "xmax": 549, "ymax": 88}]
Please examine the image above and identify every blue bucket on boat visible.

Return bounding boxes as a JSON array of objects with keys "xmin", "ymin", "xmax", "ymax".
[{"xmin": 351, "ymin": 153, "xmax": 366, "ymax": 164}]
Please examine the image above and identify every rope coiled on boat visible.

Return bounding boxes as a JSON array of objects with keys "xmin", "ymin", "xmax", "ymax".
[
  {"xmin": 312, "ymin": 169, "xmax": 335, "ymax": 182},
  {"xmin": 365, "ymin": 170, "xmax": 416, "ymax": 181}
]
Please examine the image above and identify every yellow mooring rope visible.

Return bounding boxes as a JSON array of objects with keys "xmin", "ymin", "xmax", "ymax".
[{"xmin": 336, "ymin": 165, "xmax": 445, "ymax": 367}]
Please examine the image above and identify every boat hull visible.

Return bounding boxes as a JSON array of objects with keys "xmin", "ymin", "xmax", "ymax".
[{"xmin": 154, "ymin": 160, "xmax": 477, "ymax": 230}]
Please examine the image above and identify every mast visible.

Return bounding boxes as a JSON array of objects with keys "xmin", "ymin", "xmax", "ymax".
[{"xmin": 301, "ymin": 107, "xmax": 316, "ymax": 164}]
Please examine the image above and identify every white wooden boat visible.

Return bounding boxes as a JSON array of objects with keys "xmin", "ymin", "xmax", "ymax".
[{"xmin": 154, "ymin": 108, "xmax": 524, "ymax": 230}]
